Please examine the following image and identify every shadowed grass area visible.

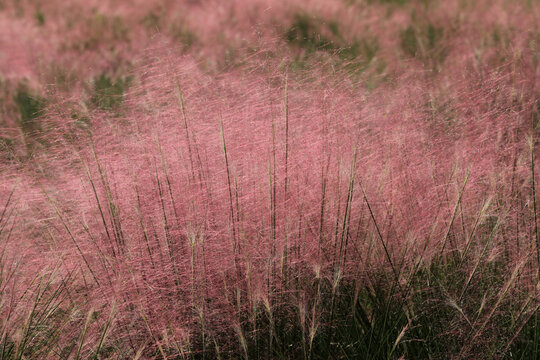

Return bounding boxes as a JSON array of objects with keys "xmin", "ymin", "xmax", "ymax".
[
  {"xmin": 285, "ymin": 14, "xmax": 379, "ymax": 74},
  {"xmin": 127, "ymin": 253, "xmax": 536, "ymax": 359},
  {"xmin": 14, "ymin": 84, "xmax": 46, "ymax": 134},
  {"xmin": 90, "ymin": 74, "xmax": 132, "ymax": 111},
  {"xmin": 400, "ymin": 22, "xmax": 447, "ymax": 66}
]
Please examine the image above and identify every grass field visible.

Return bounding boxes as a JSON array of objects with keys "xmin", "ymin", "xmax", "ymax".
[{"xmin": 0, "ymin": 0, "xmax": 539, "ymax": 358}]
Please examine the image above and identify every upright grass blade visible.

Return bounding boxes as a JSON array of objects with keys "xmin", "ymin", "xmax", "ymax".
[
  {"xmin": 439, "ymin": 171, "xmax": 470, "ymax": 257},
  {"xmin": 43, "ymin": 191, "xmax": 100, "ymax": 287},
  {"xmin": 153, "ymin": 156, "xmax": 182, "ymax": 297},
  {"xmin": 89, "ymin": 138, "xmax": 125, "ymax": 253},
  {"xmin": 338, "ymin": 149, "xmax": 357, "ymax": 271},
  {"xmin": 94, "ymin": 302, "xmax": 116, "ymax": 360},
  {"xmin": 359, "ymin": 180, "xmax": 398, "ymax": 282},
  {"xmin": 219, "ymin": 117, "xmax": 241, "ymax": 310},
  {"xmin": 0, "ymin": 183, "xmax": 17, "ymax": 233},
  {"xmin": 528, "ymin": 135, "xmax": 540, "ymax": 271},
  {"xmin": 458, "ymin": 209, "xmax": 506, "ymax": 302},
  {"xmin": 459, "ymin": 252, "xmax": 531, "ymax": 357},
  {"xmin": 156, "ymin": 135, "xmax": 183, "ymax": 250},
  {"xmin": 219, "ymin": 118, "xmax": 236, "ymax": 247},
  {"xmin": 460, "ymin": 196, "xmax": 493, "ymax": 264},
  {"xmin": 80, "ymin": 154, "xmax": 116, "ymax": 258},
  {"xmin": 284, "ymin": 68, "xmax": 289, "ymax": 198},
  {"xmin": 75, "ymin": 307, "xmax": 94, "ymax": 360},
  {"xmin": 175, "ymin": 77, "xmax": 196, "ymax": 183}
]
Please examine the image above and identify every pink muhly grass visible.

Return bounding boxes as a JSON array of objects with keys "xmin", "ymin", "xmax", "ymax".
[
  {"xmin": 0, "ymin": 0, "xmax": 539, "ymax": 358},
  {"xmin": 20, "ymin": 56, "xmax": 534, "ymax": 352}
]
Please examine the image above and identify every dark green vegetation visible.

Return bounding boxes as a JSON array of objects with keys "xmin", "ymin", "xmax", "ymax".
[
  {"xmin": 4, "ymin": 256, "xmax": 534, "ymax": 360},
  {"xmin": 14, "ymin": 84, "xmax": 46, "ymax": 134},
  {"xmin": 285, "ymin": 14, "xmax": 379, "ymax": 73},
  {"xmin": 400, "ymin": 21, "xmax": 447, "ymax": 66},
  {"xmin": 90, "ymin": 74, "xmax": 132, "ymax": 111},
  {"xmin": 178, "ymin": 258, "xmax": 537, "ymax": 359}
]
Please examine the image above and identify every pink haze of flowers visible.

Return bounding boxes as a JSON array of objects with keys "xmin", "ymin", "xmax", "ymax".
[{"xmin": 0, "ymin": 0, "xmax": 538, "ymax": 358}]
